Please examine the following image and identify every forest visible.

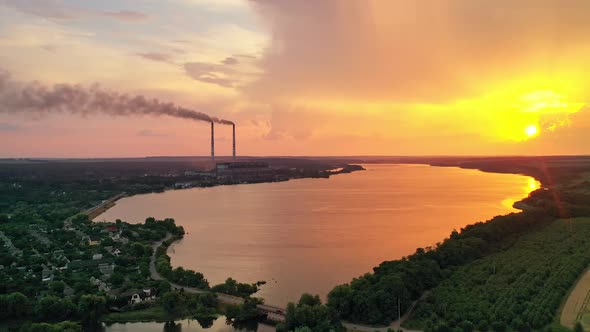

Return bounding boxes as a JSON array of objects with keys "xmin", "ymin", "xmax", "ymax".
[
  {"xmin": 327, "ymin": 207, "xmax": 556, "ymax": 325},
  {"xmin": 406, "ymin": 218, "xmax": 590, "ymax": 331},
  {"xmin": 327, "ymin": 156, "xmax": 590, "ymax": 328}
]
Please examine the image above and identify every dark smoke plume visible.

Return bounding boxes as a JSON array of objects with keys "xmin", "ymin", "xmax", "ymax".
[{"xmin": 0, "ymin": 70, "xmax": 234, "ymax": 125}]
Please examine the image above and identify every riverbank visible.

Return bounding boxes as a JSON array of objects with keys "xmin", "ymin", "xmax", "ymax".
[
  {"xmin": 149, "ymin": 232, "xmax": 286, "ymax": 322},
  {"xmin": 91, "ymin": 164, "xmax": 365, "ymax": 222},
  {"xmin": 87, "ymin": 157, "xmax": 590, "ymax": 330}
]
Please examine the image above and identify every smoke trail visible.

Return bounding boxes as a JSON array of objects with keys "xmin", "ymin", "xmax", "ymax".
[{"xmin": 0, "ymin": 70, "xmax": 234, "ymax": 125}]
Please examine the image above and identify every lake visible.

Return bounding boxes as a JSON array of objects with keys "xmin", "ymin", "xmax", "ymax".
[
  {"xmin": 97, "ymin": 164, "xmax": 539, "ymax": 307},
  {"xmin": 102, "ymin": 317, "xmax": 274, "ymax": 332}
]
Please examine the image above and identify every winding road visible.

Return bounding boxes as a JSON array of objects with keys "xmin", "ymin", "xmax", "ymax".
[
  {"xmin": 149, "ymin": 233, "xmax": 286, "ymax": 322},
  {"xmin": 149, "ymin": 234, "xmax": 424, "ymax": 329}
]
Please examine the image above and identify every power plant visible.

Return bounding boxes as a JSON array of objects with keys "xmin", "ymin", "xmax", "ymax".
[
  {"xmin": 211, "ymin": 122, "xmax": 215, "ymax": 161},
  {"xmin": 232, "ymin": 123, "xmax": 236, "ymax": 160},
  {"xmin": 209, "ymin": 121, "xmax": 236, "ymax": 161}
]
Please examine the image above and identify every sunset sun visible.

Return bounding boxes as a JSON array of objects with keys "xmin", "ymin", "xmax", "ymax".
[{"xmin": 525, "ymin": 124, "xmax": 538, "ymax": 138}]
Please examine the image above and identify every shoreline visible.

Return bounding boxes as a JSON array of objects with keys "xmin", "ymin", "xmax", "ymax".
[
  {"xmin": 91, "ymin": 162, "xmax": 539, "ymax": 222},
  {"xmin": 91, "ymin": 165, "xmax": 366, "ymax": 221},
  {"xmin": 86, "ymin": 161, "xmax": 559, "ymax": 330}
]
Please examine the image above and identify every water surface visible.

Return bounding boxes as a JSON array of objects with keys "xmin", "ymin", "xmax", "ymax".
[
  {"xmin": 97, "ymin": 164, "xmax": 539, "ymax": 306},
  {"xmin": 102, "ymin": 317, "xmax": 273, "ymax": 332}
]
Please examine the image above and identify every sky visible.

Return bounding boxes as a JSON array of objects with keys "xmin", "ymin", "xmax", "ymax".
[{"xmin": 0, "ymin": 0, "xmax": 589, "ymax": 157}]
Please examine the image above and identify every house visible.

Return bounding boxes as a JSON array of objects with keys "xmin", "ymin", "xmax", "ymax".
[
  {"xmin": 67, "ymin": 258, "xmax": 115, "ymax": 270},
  {"xmin": 92, "ymin": 253, "xmax": 103, "ymax": 260},
  {"xmin": 111, "ymin": 233, "xmax": 129, "ymax": 244},
  {"xmin": 89, "ymin": 276, "xmax": 111, "ymax": 293},
  {"xmin": 41, "ymin": 268, "xmax": 54, "ymax": 282},
  {"xmin": 105, "ymin": 225, "xmax": 119, "ymax": 233},
  {"xmin": 98, "ymin": 263, "xmax": 115, "ymax": 276},
  {"xmin": 53, "ymin": 250, "xmax": 65, "ymax": 259},
  {"xmin": 89, "ymin": 238, "xmax": 101, "ymax": 246},
  {"xmin": 63, "ymin": 220, "xmax": 74, "ymax": 231},
  {"xmin": 104, "ymin": 246, "xmax": 122, "ymax": 257},
  {"xmin": 123, "ymin": 288, "xmax": 157, "ymax": 305}
]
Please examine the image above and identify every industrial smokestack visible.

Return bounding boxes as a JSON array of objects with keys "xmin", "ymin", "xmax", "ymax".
[
  {"xmin": 232, "ymin": 123, "xmax": 236, "ymax": 160},
  {"xmin": 211, "ymin": 122, "xmax": 215, "ymax": 162},
  {"xmin": 0, "ymin": 68, "xmax": 235, "ymax": 127}
]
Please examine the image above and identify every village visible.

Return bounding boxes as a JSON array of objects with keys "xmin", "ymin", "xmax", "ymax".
[{"xmin": 0, "ymin": 214, "xmax": 174, "ymax": 313}]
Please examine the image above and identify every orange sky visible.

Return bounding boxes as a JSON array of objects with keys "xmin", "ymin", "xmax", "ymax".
[{"xmin": 0, "ymin": 0, "xmax": 589, "ymax": 157}]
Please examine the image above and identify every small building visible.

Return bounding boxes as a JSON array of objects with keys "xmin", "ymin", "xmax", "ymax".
[
  {"xmin": 67, "ymin": 258, "xmax": 115, "ymax": 271},
  {"xmin": 41, "ymin": 268, "xmax": 54, "ymax": 282},
  {"xmin": 92, "ymin": 253, "xmax": 103, "ymax": 260},
  {"xmin": 123, "ymin": 288, "xmax": 157, "ymax": 305},
  {"xmin": 63, "ymin": 220, "xmax": 74, "ymax": 231},
  {"xmin": 90, "ymin": 276, "xmax": 111, "ymax": 293},
  {"xmin": 98, "ymin": 263, "xmax": 115, "ymax": 276},
  {"xmin": 215, "ymin": 161, "xmax": 275, "ymax": 182},
  {"xmin": 105, "ymin": 225, "xmax": 119, "ymax": 233}
]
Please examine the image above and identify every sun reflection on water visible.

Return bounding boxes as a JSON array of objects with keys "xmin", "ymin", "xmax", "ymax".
[{"xmin": 502, "ymin": 177, "xmax": 541, "ymax": 210}]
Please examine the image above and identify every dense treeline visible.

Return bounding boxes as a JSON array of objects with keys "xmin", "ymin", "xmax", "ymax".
[
  {"xmin": 19, "ymin": 321, "xmax": 81, "ymax": 332},
  {"xmin": 160, "ymin": 290, "xmax": 218, "ymax": 317},
  {"xmin": 277, "ymin": 293, "xmax": 344, "ymax": 332},
  {"xmin": 327, "ymin": 200, "xmax": 555, "ymax": 325},
  {"xmin": 0, "ymin": 292, "xmax": 107, "ymax": 325},
  {"xmin": 407, "ymin": 218, "xmax": 590, "ymax": 331},
  {"xmin": 155, "ymin": 234, "xmax": 210, "ymax": 290},
  {"xmin": 211, "ymin": 278, "xmax": 266, "ymax": 298}
]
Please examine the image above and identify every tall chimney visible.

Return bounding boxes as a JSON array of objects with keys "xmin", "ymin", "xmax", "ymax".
[
  {"xmin": 232, "ymin": 123, "xmax": 236, "ymax": 160},
  {"xmin": 210, "ymin": 122, "xmax": 215, "ymax": 162}
]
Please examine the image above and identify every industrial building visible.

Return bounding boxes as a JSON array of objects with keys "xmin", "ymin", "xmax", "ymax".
[{"xmin": 215, "ymin": 161, "xmax": 277, "ymax": 182}]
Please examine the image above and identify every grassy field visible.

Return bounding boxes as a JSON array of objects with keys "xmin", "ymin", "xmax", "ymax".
[
  {"xmin": 405, "ymin": 218, "xmax": 590, "ymax": 331},
  {"xmin": 101, "ymin": 306, "xmax": 175, "ymax": 323}
]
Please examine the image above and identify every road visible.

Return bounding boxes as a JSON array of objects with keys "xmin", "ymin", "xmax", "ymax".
[
  {"xmin": 149, "ymin": 234, "xmax": 427, "ymax": 329},
  {"xmin": 343, "ymin": 292, "xmax": 428, "ymax": 332},
  {"xmin": 149, "ymin": 233, "xmax": 286, "ymax": 321}
]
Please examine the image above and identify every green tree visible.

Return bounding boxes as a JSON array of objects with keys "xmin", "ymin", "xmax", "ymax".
[
  {"xmin": 48, "ymin": 281, "xmax": 65, "ymax": 295},
  {"xmin": 298, "ymin": 293, "xmax": 322, "ymax": 307},
  {"xmin": 161, "ymin": 290, "xmax": 185, "ymax": 314},
  {"xmin": 109, "ymin": 272, "xmax": 125, "ymax": 287},
  {"xmin": 77, "ymin": 295, "xmax": 106, "ymax": 323},
  {"xmin": 575, "ymin": 322, "xmax": 584, "ymax": 332},
  {"xmin": 6, "ymin": 292, "xmax": 31, "ymax": 319},
  {"xmin": 36, "ymin": 295, "xmax": 75, "ymax": 322},
  {"xmin": 327, "ymin": 284, "xmax": 352, "ymax": 317}
]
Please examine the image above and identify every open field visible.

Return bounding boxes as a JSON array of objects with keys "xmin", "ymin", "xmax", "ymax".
[
  {"xmin": 561, "ymin": 268, "xmax": 590, "ymax": 329},
  {"xmin": 101, "ymin": 306, "xmax": 174, "ymax": 323}
]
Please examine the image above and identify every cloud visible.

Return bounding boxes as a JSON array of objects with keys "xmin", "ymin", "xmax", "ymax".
[
  {"xmin": 262, "ymin": 105, "xmax": 325, "ymax": 141},
  {"xmin": 0, "ymin": 0, "xmax": 149, "ymax": 22},
  {"xmin": 222, "ymin": 57, "xmax": 239, "ymax": 65},
  {"xmin": 247, "ymin": 1, "xmax": 590, "ymax": 103},
  {"xmin": 0, "ymin": 0, "xmax": 80, "ymax": 19},
  {"xmin": 100, "ymin": 10, "xmax": 149, "ymax": 22},
  {"xmin": 40, "ymin": 44, "xmax": 57, "ymax": 53},
  {"xmin": 136, "ymin": 52, "xmax": 174, "ymax": 63},
  {"xmin": 0, "ymin": 122, "xmax": 19, "ymax": 131},
  {"xmin": 138, "ymin": 129, "xmax": 169, "ymax": 137},
  {"xmin": 183, "ymin": 55, "xmax": 257, "ymax": 88}
]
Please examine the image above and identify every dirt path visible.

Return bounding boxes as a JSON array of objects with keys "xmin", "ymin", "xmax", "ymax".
[
  {"xmin": 561, "ymin": 267, "xmax": 590, "ymax": 328},
  {"xmin": 149, "ymin": 233, "xmax": 283, "ymax": 318},
  {"xmin": 343, "ymin": 292, "xmax": 428, "ymax": 332}
]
